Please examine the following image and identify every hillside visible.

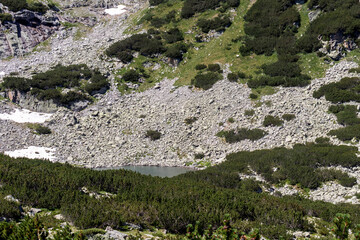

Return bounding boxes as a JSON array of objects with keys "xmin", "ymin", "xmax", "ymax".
[{"xmin": 0, "ymin": 0, "xmax": 360, "ymax": 239}]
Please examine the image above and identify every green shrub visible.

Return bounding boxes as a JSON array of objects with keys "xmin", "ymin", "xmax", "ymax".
[
  {"xmin": 227, "ymin": 117, "xmax": 235, "ymax": 123},
  {"xmin": 105, "ymin": 34, "xmax": 165, "ymax": 62},
  {"xmin": 165, "ymin": 43, "xmax": 188, "ymax": 60},
  {"xmin": 195, "ymin": 64, "xmax": 207, "ymax": 70},
  {"xmin": 191, "ymin": 72, "xmax": 222, "ymax": 90},
  {"xmin": 315, "ymin": 137, "xmax": 330, "ymax": 144},
  {"xmin": 0, "ymin": 0, "xmax": 27, "ymax": 12},
  {"xmin": 0, "ymin": 13, "xmax": 12, "ymax": 22},
  {"xmin": 207, "ymin": 64, "xmax": 221, "ymax": 72},
  {"xmin": 237, "ymin": 71, "xmax": 246, "ymax": 79},
  {"xmin": 184, "ymin": 117, "xmax": 198, "ymax": 125},
  {"xmin": 227, "ymin": 73, "xmax": 238, "ymax": 82},
  {"xmin": 149, "ymin": 0, "xmax": 167, "ymax": 6},
  {"xmin": 349, "ymin": 67, "xmax": 360, "ymax": 73},
  {"xmin": 122, "ymin": 70, "xmax": 141, "ymax": 82},
  {"xmin": 263, "ymin": 115, "xmax": 284, "ymax": 127},
  {"xmin": 194, "ymin": 153, "xmax": 205, "ymax": 159},
  {"xmin": 27, "ymin": 123, "xmax": 52, "ymax": 135},
  {"xmin": 197, "ymin": 16, "xmax": 231, "ymax": 33},
  {"xmin": 145, "ymin": 130, "xmax": 161, "ymax": 140},
  {"xmin": 244, "ymin": 109, "xmax": 255, "ymax": 116},
  {"xmin": 216, "ymin": 128, "xmax": 267, "ymax": 143},
  {"xmin": 282, "ymin": 114, "xmax": 295, "ymax": 121},
  {"xmin": 249, "ymin": 93, "xmax": 258, "ymax": 99},
  {"xmin": 329, "ymin": 125, "xmax": 360, "ymax": 141},
  {"xmin": 314, "ymin": 77, "xmax": 360, "ymax": 103},
  {"xmin": 162, "ymin": 28, "xmax": 183, "ymax": 44},
  {"xmin": 2, "ymin": 77, "xmax": 30, "ymax": 92}
]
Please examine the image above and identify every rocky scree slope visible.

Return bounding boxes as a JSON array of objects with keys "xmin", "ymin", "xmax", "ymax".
[{"xmin": 0, "ymin": 61, "xmax": 358, "ymax": 169}]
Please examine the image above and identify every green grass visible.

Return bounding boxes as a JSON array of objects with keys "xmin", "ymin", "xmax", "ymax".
[
  {"xmin": 251, "ymin": 86, "xmax": 277, "ymax": 100},
  {"xmin": 299, "ymin": 52, "xmax": 329, "ymax": 79},
  {"xmin": 296, "ymin": 2, "xmax": 310, "ymax": 39}
]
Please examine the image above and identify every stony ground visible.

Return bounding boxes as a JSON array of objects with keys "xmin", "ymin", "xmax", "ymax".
[{"xmin": 0, "ymin": 61, "xmax": 358, "ymax": 169}]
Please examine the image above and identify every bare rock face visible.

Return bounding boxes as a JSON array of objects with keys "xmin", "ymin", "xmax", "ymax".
[{"xmin": 0, "ymin": 10, "xmax": 60, "ymax": 59}]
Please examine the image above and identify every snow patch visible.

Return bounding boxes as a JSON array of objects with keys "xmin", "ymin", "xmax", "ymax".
[
  {"xmin": 0, "ymin": 109, "xmax": 52, "ymax": 123},
  {"xmin": 4, "ymin": 146, "xmax": 56, "ymax": 161},
  {"xmin": 105, "ymin": 5, "xmax": 127, "ymax": 15}
]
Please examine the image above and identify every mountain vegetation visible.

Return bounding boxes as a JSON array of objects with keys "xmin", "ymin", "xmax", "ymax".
[
  {"xmin": 1, "ymin": 142, "xmax": 360, "ymax": 238},
  {"xmin": 0, "ymin": 64, "xmax": 109, "ymax": 107}
]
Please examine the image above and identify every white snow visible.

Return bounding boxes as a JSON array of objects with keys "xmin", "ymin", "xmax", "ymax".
[
  {"xmin": 105, "ymin": 5, "xmax": 127, "ymax": 15},
  {"xmin": 0, "ymin": 108, "xmax": 52, "ymax": 123},
  {"xmin": 0, "ymin": 72, "xmax": 5, "ymax": 76},
  {"xmin": 4, "ymin": 146, "xmax": 56, "ymax": 161}
]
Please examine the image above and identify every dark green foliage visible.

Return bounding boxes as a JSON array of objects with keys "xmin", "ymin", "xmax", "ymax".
[
  {"xmin": 0, "ymin": 13, "xmax": 12, "ymax": 23},
  {"xmin": 165, "ymin": 43, "xmax": 188, "ymax": 60},
  {"xmin": 349, "ymin": 67, "xmax": 360, "ymax": 73},
  {"xmin": 216, "ymin": 128, "xmax": 267, "ymax": 143},
  {"xmin": 2, "ymin": 77, "xmax": 30, "ymax": 92},
  {"xmin": 0, "ymin": 0, "xmax": 27, "ymax": 12},
  {"xmin": 244, "ymin": 109, "xmax": 255, "ymax": 116},
  {"xmin": 263, "ymin": 115, "xmax": 284, "ymax": 127},
  {"xmin": 329, "ymin": 105, "xmax": 360, "ymax": 126},
  {"xmin": 191, "ymin": 72, "xmax": 222, "ymax": 90},
  {"xmin": 299, "ymin": 0, "xmax": 360, "ymax": 53},
  {"xmin": 313, "ymin": 77, "xmax": 360, "ymax": 103},
  {"xmin": 84, "ymin": 71, "xmax": 110, "ymax": 95},
  {"xmin": 105, "ymin": 34, "xmax": 165, "ymax": 62},
  {"xmin": 207, "ymin": 64, "xmax": 221, "ymax": 72},
  {"xmin": 197, "ymin": 16, "xmax": 231, "ymax": 33},
  {"xmin": 122, "ymin": 70, "xmax": 141, "ymax": 82},
  {"xmin": 0, "ymin": 0, "xmax": 48, "ymax": 13},
  {"xmin": 282, "ymin": 114, "xmax": 295, "ymax": 121},
  {"xmin": 149, "ymin": 0, "xmax": 167, "ymax": 6},
  {"xmin": 242, "ymin": 0, "xmax": 300, "ymax": 56},
  {"xmin": 162, "ymin": 28, "xmax": 183, "ymax": 44},
  {"xmin": 332, "ymin": 213, "xmax": 351, "ymax": 240},
  {"xmin": 226, "ymin": 143, "xmax": 360, "ymax": 189},
  {"xmin": 184, "ymin": 117, "xmax": 198, "ymax": 125},
  {"xmin": 249, "ymin": 93, "xmax": 257, "ymax": 99},
  {"xmin": 27, "ymin": 123, "xmax": 52, "ymax": 135},
  {"xmin": 247, "ymin": 75, "xmax": 310, "ymax": 88},
  {"xmin": 329, "ymin": 125, "xmax": 360, "ymax": 141},
  {"xmin": 181, "ymin": 0, "xmax": 239, "ymax": 19},
  {"xmin": 195, "ymin": 64, "xmax": 207, "ymax": 70},
  {"xmin": 237, "ymin": 71, "xmax": 246, "ymax": 79},
  {"xmin": 227, "ymin": 73, "xmax": 238, "ymax": 82},
  {"xmin": 145, "ymin": 130, "xmax": 161, "ymax": 140},
  {"xmin": 2, "ymin": 145, "xmax": 360, "ymax": 237},
  {"xmin": 28, "ymin": 2, "xmax": 48, "ymax": 13},
  {"xmin": 315, "ymin": 137, "xmax": 330, "ymax": 144},
  {"xmin": 194, "ymin": 153, "xmax": 205, "ymax": 159},
  {"xmin": 150, "ymin": 17, "xmax": 167, "ymax": 28},
  {"xmin": 0, "ymin": 216, "xmax": 48, "ymax": 239},
  {"xmin": 316, "ymin": 169, "xmax": 356, "ymax": 188},
  {"xmin": 1, "ymin": 64, "xmax": 108, "ymax": 107},
  {"xmin": 0, "ymin": 197, "xmax": 21, "ymax": 220},
  {"xmin": 185, "ymin": 214, "xmax": 260, "ymax": 239}
]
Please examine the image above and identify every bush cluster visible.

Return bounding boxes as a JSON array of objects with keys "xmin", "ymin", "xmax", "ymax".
[
  {"xmin": 0, "ymin": 0, "xmax": 48, "ymax": 13},
  {"xmin": 105, "ymin": 34, "xmax": 165, "ymax": 63},
  {"xmin": 216, "ymin": 128, "xmax": 267, "ymax": 143},
  {"xmin": 282, "ymin": 114, "xmax": 296, "ymax": 121},
  {"xmin": 27, "ymin": 123, "xmax": 51, "ymax": 135},
  {"xmin": 2, "ymin": 143, "xmax": 360, "ymax": 238},
  {"xmin": 1, "ymin": 64, "xmax": 109, "ymax": 107},
  {"xmin": 313, "ymin": 77, "xmax": 360, "ymax": 103},
  {"xmin": 298, "ymin": 0, "xmax": 359, "ymax": 53},
  {"xmin": 263, "ymin": 115, "xmax": 284, "ymax": 127},
  {"xmin": 145, "ymin": 130, "xmax": 162, "ymax": 140},
  {"xmin": 191, "ymin": 72, "xmax": 222, "ymax": 90},
  {"xmin": 181, "ymin": 0, "xmax": 239, "ymax": 19},
  {"xmin": 0, "ymin": 13, "xmax": 12, "ymax": 23},
  {"xmin": 328, "ymin": 105, "xmax": 360, "ymax": 141},
  {"xmin": 197, "ymin": 16, "xmax": 231, "ymax": 33}
]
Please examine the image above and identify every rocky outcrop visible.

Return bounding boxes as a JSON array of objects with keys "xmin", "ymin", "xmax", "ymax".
[
  {"xmin": 0, "ymin": 9, "xmax": 60, "ymax": 59},
  {"xmin": 319, "ymin": 31, "xmax": 358, "ymax": 60}
]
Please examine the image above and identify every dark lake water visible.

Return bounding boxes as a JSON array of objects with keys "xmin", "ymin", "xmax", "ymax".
[{"xmin": 94, "ymin": 165, "xmax": 194, "ymax": 178}]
